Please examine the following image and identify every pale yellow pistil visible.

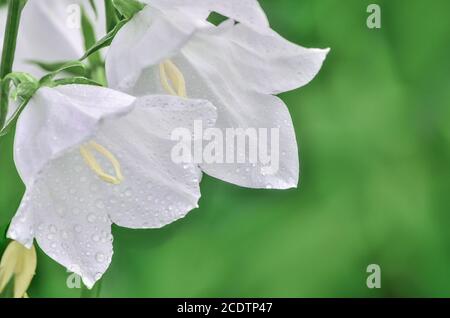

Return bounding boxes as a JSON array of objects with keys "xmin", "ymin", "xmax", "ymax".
[
  {"xmin": 79, "ymin": 61, "xmax": 185, "ymax": 184},
  {"xmin": 80, "ymin": 141, "xmax": 123, "ymax": 185},
  {"xmin": 159, "ymin": 60, "xmax": 187, "ymax": 98}
]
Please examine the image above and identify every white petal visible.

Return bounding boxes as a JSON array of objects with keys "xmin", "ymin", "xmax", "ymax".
[
  {"xmin": 8, "ymin": 179, "xmax": 113, "ymax": 289},
  {"xmin": 129, "ymin": 53, "xmax": 299, "ymax": 189},
  {"xmin": 14, "ymin": 0, "xmax": 105, "ymax": 75},
  {"xmin": 106, "ymin": 5, "xmax": 199, "ymax": 91},
  {"xmin": 179, "ymin": 35, "xmax": 301, "ymax": 188},
  {"xmin": 14, "ymin": 85, "xmax": 135, "ymax": 186},
  {"xmin": 9, "ymin": 87, "xmax": 216, "ymax": 284},
  {"xmin": 146, "ymin": 0, "xmax": 269, "ymax": 27},
  {"xmin": 95, "ymin": 95, "xmax": 217, "ymax": 228},
  {"xmin": 218, "ymin": 22, "xmax": 330, "ymax": 94}
]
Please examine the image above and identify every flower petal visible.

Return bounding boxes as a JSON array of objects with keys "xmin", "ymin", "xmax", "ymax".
[
  {"xmin": 106, "ymin": 5, "xmax": 199, "ymax": 91},
  {"xmin": 93, "ymin": 95, "xmax": 217, "ymax": 228},
  {"xmin": 125, "ymin": 46, "xmax": 300, "ymax": 188},
  {"xmin": 14, "ymin": 85, "xmax": 135, "ymax": 186},
  {"xmin": 9, "ymin": 88, "xmax": 215, "ymax": 285},
  {"xmin": 146, "ymin": 0, "xmax": 269, "ymax": 27},
  {"xmin": 15, "ymin": 0, "xmax": 105, "ymax": 75},
  {"xmin": 216, "ymin": 22, "xmax": 330, "ymax": 94},
  {"xmin": 8, "ymin": 178, "xmax": 113, "ymax": 288}
]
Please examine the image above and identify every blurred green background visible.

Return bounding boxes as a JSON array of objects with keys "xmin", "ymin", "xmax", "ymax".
[{"xmin": 1, "ymin": 0, "xmax": 450, "ymax": 297}]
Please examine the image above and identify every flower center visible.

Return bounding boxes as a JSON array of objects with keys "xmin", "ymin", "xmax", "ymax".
[
  {"xmin": 159, "ymin": 60, "xmax": 187, "ymax": 97},
  {"xmin": 79, "ymin": 141, "xmax": 123, "ymax": 185}
]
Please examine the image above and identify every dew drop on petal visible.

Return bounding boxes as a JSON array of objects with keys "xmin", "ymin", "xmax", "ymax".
[
  {"xmin": 95, "ymin": 200, "xmax": 105, "ymax": 209},
  {"xmin": 95, "ymin": 253, "xmax": 105, "ymax": 263},
  {"xmin": 49, "ymin": 224, "xmax": 57, "ymax": 233},
  {"xmin": 74, "ymin": 225, "xmax": 82, "ymax": 233},
  {"xmin": 87, "ymin": 214, "xmax": 96, "ymax": 223}
]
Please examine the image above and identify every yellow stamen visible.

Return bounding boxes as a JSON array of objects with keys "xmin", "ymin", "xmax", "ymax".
[
  {"xmin": 0, "ymin": 241, "xmax": 37, "ymax": 298},
  {"xmin": 159, "ymin": 60, "xmax": 187, "ymax": 98},
  {"xmin": 80, "ymin": 141, "xmax": 123, "ymax": 185}
]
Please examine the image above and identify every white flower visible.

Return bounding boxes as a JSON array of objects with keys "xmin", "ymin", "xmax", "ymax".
[
  {"xmin": 106, "ymin": 0, "xmax": 329, "ymax": 189},
  {"xmin": 7, "ymin": 84, "xmax": 216, "ymax": 287},
  {"xmin": 1, "ymin": 0, "xmax": 104, "ymax": 76}
]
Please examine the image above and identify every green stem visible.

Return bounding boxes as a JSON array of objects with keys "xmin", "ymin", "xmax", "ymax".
[{"xmin": 0, "ymin": 0, "xmax": 27, "ymax": 129}]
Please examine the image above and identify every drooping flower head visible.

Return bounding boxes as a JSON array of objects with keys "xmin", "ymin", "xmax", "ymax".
[
  {"xmin": 8, "ymin": 84, "xmax": 216, "ymax": 287},
  {"xmin": 106, "ymin": 0, "xmax": 329, "ymax": 189}
]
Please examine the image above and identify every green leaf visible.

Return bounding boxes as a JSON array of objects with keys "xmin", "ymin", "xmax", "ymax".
[
  {"xmin": 104, "ymin": 0, "xmax": 119, "ymax": 32},
  {"xmin": 38, "ymin": 61, "xmax": 87, "ymax": 86},
  {"xmin": 79, "ymin": 18, "xmax": 129, "ymax": 62},
  {"xmin": 81, "ymin": 8, "xmax": 102, "ymax": 68},
  {"xmin": 112, "ymin": 0, "xmax": 145, "ymax": 19},
  {"xmin": 27, "ymin": 60, "xmax": 85, "ymax": 76}
]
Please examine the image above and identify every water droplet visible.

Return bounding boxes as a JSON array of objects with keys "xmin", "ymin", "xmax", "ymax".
[
  {"xmin": 87, "ymin": 214, "xmax": 96, "ymax": 223},
  {"xmin": 49, "ymin": 224, "xmax": 57, "ymax": 233},
  {"xmin": 95, "ymin": 200, "xmax": 105, "ymax": 209},
  {"xmin": 95, "ymin": 253, "xmax": 105, "ymax": 263}
]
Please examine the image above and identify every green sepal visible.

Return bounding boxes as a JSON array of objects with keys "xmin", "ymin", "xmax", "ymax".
[
  {"xmin": 81, "ymin": 8, "xmax": 102, "ymax": 68},
  {"xmin": 50, "ymin": 77, "xmax": 102, "ymax": 87},
  {"xmin": 0, "ymin": 96, "xmax": 31, "ymax": 137},
  {"xmin": 38, "ymin": 61, "xmax": 87, "ymax": 86},
  {"xmin": 27, "ymin": 60, "xmax": 86, "ymax": 76},
  {"xmin": 104, "ymin": 0, "xmax": 120, "ymax": 32},
  {"xmin": 79, "ymin": 18, "xmax": 129, "ymax": 62},
  {"xmin": 112, "ymin": 0, "xmax": 145, "ymax": 19},
  {"xmin": 2, "ymin": 72, "xmax": 38, "ymax": 101}
]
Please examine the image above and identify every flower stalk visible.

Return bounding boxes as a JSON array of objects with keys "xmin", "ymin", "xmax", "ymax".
[{"xmin": 0, "ymin": 0, "xmax": 27, "ymax": 129}]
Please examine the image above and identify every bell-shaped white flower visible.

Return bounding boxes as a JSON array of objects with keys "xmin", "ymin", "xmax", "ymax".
[
  {"xmin": 7, "ymin": 84, "xmax": 216, "ymax": 287},
  {"xmin": 6, "ymin": 0, "xmax": 104, "ymax": 75},
  {"xmin": 106, "ymin": 0, "xmax": 329, "ymax": 189}
]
